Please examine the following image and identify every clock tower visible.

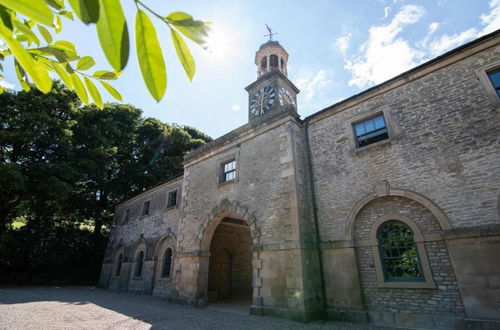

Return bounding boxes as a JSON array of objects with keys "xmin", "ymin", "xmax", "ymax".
[{"xmin": 245, "ymin": 36, "xmax": 300, "ymax": 122}]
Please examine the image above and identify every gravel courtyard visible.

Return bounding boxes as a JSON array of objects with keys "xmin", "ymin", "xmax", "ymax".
[{"xmin": 0, "ymin": 286, "xmax": 378, "ymax": 330}]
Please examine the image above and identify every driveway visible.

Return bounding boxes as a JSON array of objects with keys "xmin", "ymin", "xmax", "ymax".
[{"xmin": 0, "ymin": 286, "xmax": 374, "ymax": 329}]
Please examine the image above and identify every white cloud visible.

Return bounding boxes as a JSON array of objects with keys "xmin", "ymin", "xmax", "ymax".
[
  {"xmin": 428, "ymin": 22, "xmax": 440, "ymax": 35},
  {"xmin": 480, "ymin": 0, "xmax": 500, "ymax": 35},
  {"xmin": 0, "ymin": 80, "xmax": 14, "ymax": 90},
  {"xmin": 335, "ymin": 33, "xmax": 351, "ymax": 55},
  {"xmin": 340, "ymin": 1, "xmax": 500, "ymax": 89},
  {"xmin": 295, "ymin": 70, "xmax": 333, "ymax": 99},
  {"xmin": 428, "ymin": 28, "xmax": 477, "ymax": 56},
  {"xmin": 428, "ymin": 0, "xmax": 500, "ymax": 56},
  {"xmin": 231, "ymin": 104, "xmax": 240, "ymax": 111},
  {"xmin": 382, "ymin": 7, "xmax": 391, "ymax": 20},
  {"xmin": 344, "ymin": 5, "xmax": 425, "ymax": 88}
]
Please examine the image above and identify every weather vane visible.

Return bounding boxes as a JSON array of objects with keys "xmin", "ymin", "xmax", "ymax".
[{"xmin": 264, "ymin": 24, "xmax": 278, "ymax": 41}]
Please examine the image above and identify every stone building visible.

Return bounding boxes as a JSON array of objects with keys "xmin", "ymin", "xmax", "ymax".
[{"xmin": 99, "ymin": 30, "xmax": 500, "ymax": 329}]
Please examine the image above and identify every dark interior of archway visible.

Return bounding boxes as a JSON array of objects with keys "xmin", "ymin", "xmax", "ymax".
[{"xmin": 208, "ymin": 217, "xmax": 252, "ymax": 303}]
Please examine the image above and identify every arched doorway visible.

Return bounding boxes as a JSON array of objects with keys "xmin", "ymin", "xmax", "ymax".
[{"xmin": 207, "ymin": 217, "xmax": 252, "ymax": 305}]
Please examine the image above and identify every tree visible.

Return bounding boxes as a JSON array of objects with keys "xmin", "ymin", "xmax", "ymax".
[
  {"xmin": 0, "ymin": 0, "xmax": 210, "ymax": 105},
  {"xmin": 0, "ymin": 81, "xmax": 80, "ymax": 230},
  {"xmin": 0, "ymin": 83, "xmax": 212, "ymax": 284}
]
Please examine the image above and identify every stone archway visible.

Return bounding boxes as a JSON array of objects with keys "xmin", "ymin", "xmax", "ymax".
[
  {"xmin": 207, "ymin": 217, "xmax": 252, "ymax": 303},
  {"xmin": 195, "ymin": 199, "xmax": 262, "ymax": 310}
]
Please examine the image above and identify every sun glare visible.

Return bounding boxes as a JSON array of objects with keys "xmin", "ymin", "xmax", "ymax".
[{"xmin": 205, "ymin": 25, "xmax": 233, "ymax": 59}]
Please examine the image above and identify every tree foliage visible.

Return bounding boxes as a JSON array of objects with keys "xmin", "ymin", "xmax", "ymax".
[
  {"xmin": 0, "ymin": 0, "xmax": 210, "ymax": 105},
  {"xmin": 0, "ymin": 82, "xmax": 211, "ymax": 284}
]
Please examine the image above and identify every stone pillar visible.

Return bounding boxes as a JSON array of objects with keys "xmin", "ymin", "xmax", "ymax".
[{"xmin": 443, "ymin": 225, "xmax": 500, "ymax": 326}]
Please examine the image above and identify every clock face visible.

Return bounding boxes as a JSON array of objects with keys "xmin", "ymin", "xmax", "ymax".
[
  {"xmin": 250, "ymin": 86, "xmax": 276, "ymax": 116},
  {"xmin": 278, "ymin": 87, "xmax": 295, "ymax": 107}
]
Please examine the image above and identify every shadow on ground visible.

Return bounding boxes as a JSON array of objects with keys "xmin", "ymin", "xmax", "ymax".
[{"xmin": 0, "ymin": 286, "xmax": 373, "ymax": 329}]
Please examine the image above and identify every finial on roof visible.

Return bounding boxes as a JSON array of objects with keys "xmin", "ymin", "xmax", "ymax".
[{"xmin": 264, "ymin": 24, "xmax": 278, "ymax": 41}]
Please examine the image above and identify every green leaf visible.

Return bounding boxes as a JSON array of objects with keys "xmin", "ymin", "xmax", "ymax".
[
  {"xmin": 13, "ymin": 20, "xmax": 41, "ymax": 45},
  {"xmin": 76, "ymin": 56, "xmax": 95, "ymax": 70},
  {"xmin": 93, "ymin": 70, "xmax": 117, "ymax": 80},
  {"xmin": 37, "ymin": 24, "xmax": 52, "ymax": 43},
  {"xmin": 96, "ymin": 0, "xmax": 128, "ymax": 71},
  {"xmin": 0, "ymin": 5, "xmax": 13, "ymax": 30},
  {"xmin": 170, "ymin": 29, "xmax": 195, "ymax": 81},
  {"xmin": 54, "ymin": 15, "xmax": 62, "ymax": 33},
  {"xmin": 100, "ymin": 80, "xmax": 122, "ymax": 101},
  {"xmin": 45, "ymin": 0, "xmax": 64, "ymax": 11},
  {"xmin": 0, "ymin": 84, "xmax": 3, "ymax": 93},
  {"xmin": 167, "ymin": 11, "xmax": 210, "ymax": 46},
  {"xmin": 70, "ymin": 72, "xmax": 88, "ymax": 104},
  {"xmin": 0, "ymin": 0, "xmax": 53, "ymax": 26},
  {"xmin": 135, "ymin": 9, "xmax": 166, "ymax": 101},
  {"xmin": 58, "ymin": 10, "xmax": 74, "ymax": 20},
  {"xmin": 84, "ymin": 76, "xmax": 102, "ymax": 108},
  {"xmin": 51, "ymin": 62, "xmax": 73, "ymax": 89},
  {"xmin": 67, "ymin": 0, "xmax": 99, "ymax": 24},
  {"xmin": 0, "ymin": 22, "xmax": 52, "ymax": 93},
  {"xmin": 166, "ymin": 11, "xmax": 193, "ymax": 22},
  {"xmin": 14, "ymin": 59, "xmax": 30, "ymax": 91}
]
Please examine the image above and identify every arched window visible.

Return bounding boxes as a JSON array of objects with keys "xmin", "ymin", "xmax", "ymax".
[
  {"xmin": 134, "ymin": 251, "xmax": 144, "ymax": 277},
  {"xmin": 115, "ymin": 253, "xmax": 123, "ymax": 277},
  {"xmin": 260, "ymin": 57, "xmax": 267, "ymax": 71},
  {"xmin": 270, "ymin": 55, "xmax": 278, "ymax": 69},
  {"xmin": 161, "ymin": 248, "xmax": 173, "ymax": 279},
  {"xmin": 377, "ymin": 220, "xmax": 424, "ymax": 282}
]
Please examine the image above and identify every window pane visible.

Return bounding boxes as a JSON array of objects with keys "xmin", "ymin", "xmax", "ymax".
[
  {"xmin": 488, "ymin": 70, "xmax": 500, "ymax": 87},
  {"xmin": 354, "ymin": 123, "xmax": 365, "ymax": 135},
  {"xmin": 162, "ymin": 248, "xmax": 173, "ymax": 278},
  {"xmin": 377, "ymin": 221, "xmax": 423, "ymax": 282},
  {"xmin": 373, "ymin": 115, "xmax": 386, "ymax": 129},
  {"xmin": 364, "ymin": 119, "xmax": 375, "ymax": 132},
  {"xmin": 226, "ymin": 171, "xmax": 235, "ymax": 181}
]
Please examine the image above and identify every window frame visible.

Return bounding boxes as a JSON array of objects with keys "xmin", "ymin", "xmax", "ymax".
[
  {"xmin": 369, "ymin": 214, "xmax": 435, "ymax": 289},
  {"xmin": 166, "ymin": 190, "xmax": 178, "ymax": 209},
  {"xmin": 220, "ymin": 159, "xmax": 237, "ymax": 184},
  {"xmin": 115, "ymin": 253, "xmax": 123, "ymax": 277},
  {"xmin": 123, "ymin": 208, "xmax": 130, "ymax": 224},
  {"xmin": 475, "ymin": 61, "xmax": 500, "ymax": 108},
  {"xmin": 347, "ymin": 109, "xmax": 395, "ymax": 153},
  {"xmin": 141, "ymin": 200, "xmax": 150, "ymax": 217},
  {"xmin": 376, "ymin": 220, "xmax": 425, "ymax": 283},
  {"xmin": 161, "ymin": 248, "xmax": 173, "ymax": 279},
  {"xmin": 134, "ymin": 250, "xmax": 144, "ymax": 278},
  {"xmin": 352, "ymin": 113, "xmax": 389, "ymax": 148}
]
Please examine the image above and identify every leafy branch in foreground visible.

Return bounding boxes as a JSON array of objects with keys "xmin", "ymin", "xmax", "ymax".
[{"xmin": 0, "ymin": 0, "xmax": 210, "ymax": 106}]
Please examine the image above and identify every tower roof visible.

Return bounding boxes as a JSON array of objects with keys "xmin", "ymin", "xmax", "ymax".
[{"xmin": 259, "ymin": 40, "xmax": 281, "ymax": 50}]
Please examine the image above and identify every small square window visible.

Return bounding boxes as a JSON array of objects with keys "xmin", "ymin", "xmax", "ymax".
[
  {"xmin": 353, "ymin": 114, "xmax": 389, "ymax": 148},
  {"xmin": 123, "ymin": 209, "xmax": 130, "ymax": 223},
  {"xmin": 141, "ymin": 201, "xmax": 150, "ymax": 216},
  {"xmin": 167, "ymin": 190, "xmax": 177, "ymax": 208},
  {"xmin": 220, "ymin": 160, "xmax": 236, "ymax": 183},
  {"xmin": 487, "ymin": 68, "xmax": 500, "ymax": 98}
]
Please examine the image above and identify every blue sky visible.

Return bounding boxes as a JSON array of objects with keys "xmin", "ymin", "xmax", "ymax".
[{"xmin": 3, "ymin": 0, "xmax": 500, "ymax": 138}]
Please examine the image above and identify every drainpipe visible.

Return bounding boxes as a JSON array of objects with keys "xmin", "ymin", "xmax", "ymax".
[{"xmin": 304, "ymin": 120, "xmax": 328, "ymax": 318}]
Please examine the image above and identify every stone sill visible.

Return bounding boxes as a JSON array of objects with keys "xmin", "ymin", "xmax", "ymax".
[
  {"xmin": 377, "ymin": 280, "xmax": 436, "ymax": 289},
  {"xmin": 218, "ymin": 178, "xmax": 238, "ymax": 187},
  {"xmin": 352, "ymin": 138, "xmax": 395, "ymax": 155}
]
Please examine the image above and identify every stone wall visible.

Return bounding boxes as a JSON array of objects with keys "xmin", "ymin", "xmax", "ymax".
[
  {"xmin": 308, "ymin": 35, "xmax": 500, "ymax": 327},
  {"xmin": 99, "ymin": 177, "xmax": 182, "ymax": 293}
]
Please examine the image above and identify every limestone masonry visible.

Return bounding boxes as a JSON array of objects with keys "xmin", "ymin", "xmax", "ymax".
[{"xmin": 99, "ymin": 30, "xmax": 500, "ymax": 329}]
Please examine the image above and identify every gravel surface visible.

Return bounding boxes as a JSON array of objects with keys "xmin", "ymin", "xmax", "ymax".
[{"xmin": 0, "ymin": 286, "xmax": 376, "ymax": 330}]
